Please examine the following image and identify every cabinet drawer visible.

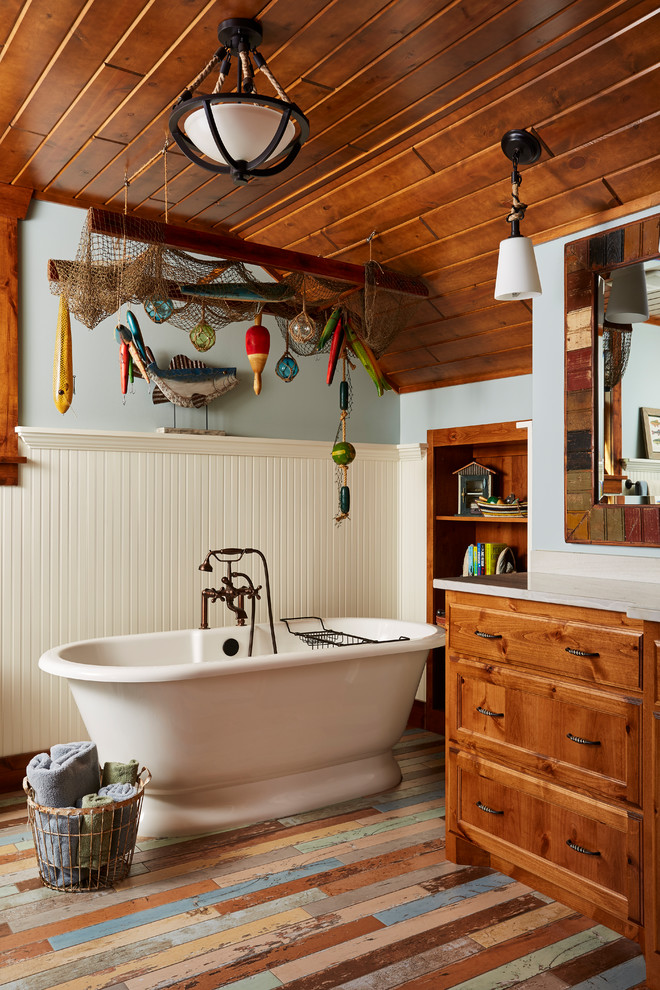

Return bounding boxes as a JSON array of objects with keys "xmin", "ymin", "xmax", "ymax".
[
  {"xmin": 454, "ymin": 661, "xmax": 641, "ymax": 806},
  {"xmin": 449, "ymin": 602, "xmax": 641, "ymax": 690},
  {"xmin": 454, "ymin": 756, "xmax": 641, "ymax": 922}
]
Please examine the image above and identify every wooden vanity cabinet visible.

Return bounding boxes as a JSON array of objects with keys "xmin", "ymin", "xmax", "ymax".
[{"xmin": 445, "ymin": 590, "xmax": 660, "ymax": 977}]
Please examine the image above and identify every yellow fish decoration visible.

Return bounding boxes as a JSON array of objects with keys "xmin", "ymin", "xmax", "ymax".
[{"xmin": 53, "ymin": 294, "xmax": 73, "ymax": 413}]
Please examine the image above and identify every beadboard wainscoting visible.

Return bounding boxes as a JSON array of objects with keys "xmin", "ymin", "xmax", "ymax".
[{"xmin": 0, "ymin": 429, "xmax": 426, "ymax": 757}]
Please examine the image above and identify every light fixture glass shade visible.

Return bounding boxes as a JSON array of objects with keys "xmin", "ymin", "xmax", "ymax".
[
  {"xmin": 605, "ymin": 263, "xmax": 649, "ymax": 324},
  {"xmin": 494, "ymin": 234, "xmax": 542, "ymax": 300},
  {"xmin": 184, "ymin": 101, "xmax": 296, "ymax": 166}
]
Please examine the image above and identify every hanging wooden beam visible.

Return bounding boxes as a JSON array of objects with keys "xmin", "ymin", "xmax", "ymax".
[
  {"xmin": 89, "ymin": 208, "xmax": 366, "ymax": 286},
  {"xmin": 85, "ymin": 207, "xmax": 426, "ymax": 296}
]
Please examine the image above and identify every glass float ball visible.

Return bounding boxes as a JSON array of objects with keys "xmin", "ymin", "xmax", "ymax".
[
  {"xmin": 145, "ymin": 299, "xmax": 174, "ymax": 323},
  {"xmin": 276, "ymin": 354, "xmax": 299, "ymax": 382},
  {"xmin": 190, "ymin": 321, "xmax": 215, "ymax": 352},
  {"xmin": 288, "ymin": 311, "xmax": 315, "ymax": 343},
  {"xmin": 331, "ymin": 441, "xmax": 356, "ymax": 465}
]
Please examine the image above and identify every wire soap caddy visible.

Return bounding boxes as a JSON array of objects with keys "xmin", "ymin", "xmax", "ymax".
[{"xmin": 281, "ymin": 616, "xmax": 410, "ymax": 650}]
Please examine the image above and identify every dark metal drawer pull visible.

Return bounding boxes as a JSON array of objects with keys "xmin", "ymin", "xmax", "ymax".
[
  {"xmin": 566, "ymin": 838, "xmax": 600, "ymax": 857},
  {"xmin": 477, "ymin": 706, "xmax": 504, "ymax": 718},
  {"xmin": 475, "ymin": 630, "xmax": 502, "ymax": 640},
  {"xmin": 476, "ymin": 800, "xmax": 504, "ymax": 815},
  {"xmin": 567, "ymin": 732, "xmax": 601, "ymax": 746},
  {"xmin": 565, "ymin": 647, "xmax": 600, "ymax": 658}
]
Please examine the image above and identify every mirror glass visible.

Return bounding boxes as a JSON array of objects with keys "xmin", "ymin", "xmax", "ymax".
[
  {"xmin": 597, "ymin": 259, "xmax": 660, "ymax": 500},
  {"xmin": 564, "ymin": 210, "xmax": 660, "ymax": 546}
]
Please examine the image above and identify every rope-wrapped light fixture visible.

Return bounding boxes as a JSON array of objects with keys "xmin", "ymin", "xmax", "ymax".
[
  {"xmin": 494, "ymin": 129, "xmax": 542, "ymax": 301},
  {"xmin": 169, "ymin": 18, "xmax": 309, "ymax": 185}
]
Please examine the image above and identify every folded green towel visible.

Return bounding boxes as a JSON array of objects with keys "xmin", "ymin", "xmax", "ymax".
[
  {"xmin": 79, "ymin": 794, "xmax": 114, "ymax": 870},
  {"xmin": 101, "ymin": 760, "xmax": 139, "ymax": 786}
]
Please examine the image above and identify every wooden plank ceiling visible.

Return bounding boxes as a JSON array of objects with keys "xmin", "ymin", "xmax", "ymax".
[{"xmin": 1, "ymin": 0, "xmax": 659, "ymax": 392}]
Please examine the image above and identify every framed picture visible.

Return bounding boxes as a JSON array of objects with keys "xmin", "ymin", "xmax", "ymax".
[{"xmin": 641, "ymin": 407, "xmax": 660, "ymax": 460}]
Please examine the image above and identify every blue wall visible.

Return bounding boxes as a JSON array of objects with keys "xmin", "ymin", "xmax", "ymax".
[{"xmin": 20, "ymin": 199, "xmax": 400, "ymax": 444}]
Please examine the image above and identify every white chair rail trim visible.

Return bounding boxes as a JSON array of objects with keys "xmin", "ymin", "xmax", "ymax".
[{"xmin": 16, "ymin": 427, "xmax": 419, "ymax": 462}]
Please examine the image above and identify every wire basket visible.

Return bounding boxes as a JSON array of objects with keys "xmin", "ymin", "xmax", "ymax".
[
  {"xmin": 23, "ymin": 767, "xmax": 151, "ymax": 892},
  {"xmin": 281, "ymin": 616, "xmax": 410, "ymax": 650}
]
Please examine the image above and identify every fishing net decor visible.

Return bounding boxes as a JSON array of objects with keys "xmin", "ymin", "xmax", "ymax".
[
  {"xmin": 47, "ymin": 208, "xmax": 427, "ymax": 359},
  {"xmin": 602, "ymin": 318, "xmax": 633, "ymax": 390},
  {"xmin": 48, "ymin": 211, "xmax": 170, "ymax": 329},
  {"xmin": 361, "ymin": 260, "xmax": 426, "ymax": 358}
]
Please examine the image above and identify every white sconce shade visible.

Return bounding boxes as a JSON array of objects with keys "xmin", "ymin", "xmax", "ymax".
[
  {"xmin": 494, "ymin": 234, "xmax": 542, "ymax": 300},
  {"xmin": 605, "ymin": 263, "xmax": 649, "ymax": 324},
  {"xmin": 184, "ymin": 102, "xmax": 297, "ymax": 166}
]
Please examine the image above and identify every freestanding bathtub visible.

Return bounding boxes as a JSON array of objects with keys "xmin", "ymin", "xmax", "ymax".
[{"xmin": 38, "ymin": 616, "xmax": 444, "ymax": 837}]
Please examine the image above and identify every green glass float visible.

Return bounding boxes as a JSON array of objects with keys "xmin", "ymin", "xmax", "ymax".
[
  {"xmin": 331, "ymin": 441, "xmax": 356, "ymax": 465},
  {"xmin": 190, "ymin": 321, "xmax": 215, "ymax": 352},
  {"xmin": 145, "ymin": 299, "xmax": 174, "ymax": 323}
]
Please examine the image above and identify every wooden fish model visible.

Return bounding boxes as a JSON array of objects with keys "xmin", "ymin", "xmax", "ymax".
[
  {"xmin": 179, "ymin": 281, "xmax": 294, "ymax": 302},
  {"xmin": 148, "ymin": 354, "xmax": 238, "ymax": 408},
  {"xmin": 53, "ymin": 294, "xmax": 73, "ymax": 413}
]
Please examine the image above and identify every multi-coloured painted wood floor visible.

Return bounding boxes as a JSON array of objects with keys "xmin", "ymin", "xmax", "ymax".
[{"xmin": 0, "ymin": 730, "xmax": 649, "ymax": 990}]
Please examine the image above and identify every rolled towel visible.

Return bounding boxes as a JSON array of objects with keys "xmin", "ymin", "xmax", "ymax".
[
  {"xmin": 33, "ymin": 807, "xmax": 84, "ymax": 888},
  {"xmin": 98, "ymin": 783, "xmax": 139, "ymax": 858},
  {"xmin": 98, "ymin": 782, "xmax": 136, "ymax": 800},
  {"xmin": 79, "ymin": 793, "xmax": 114, "ymax": 870},
  {"xmin": 101, "ymin": 760, "xmax": 139, "ymax": 787},
  {"xmin": 27, "ymin": 741, "xmax": 100, "ymax": 808}
]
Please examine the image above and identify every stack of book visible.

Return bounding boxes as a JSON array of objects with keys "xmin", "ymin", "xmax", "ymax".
[{"xmin": 465, "ymin": 542, "xmax": 509, "ymax": 576}]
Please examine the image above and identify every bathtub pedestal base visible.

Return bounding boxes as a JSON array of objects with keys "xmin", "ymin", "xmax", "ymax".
[{"xmin": 139, "ymin": 752, "xmax": 403, "ymax": 838}]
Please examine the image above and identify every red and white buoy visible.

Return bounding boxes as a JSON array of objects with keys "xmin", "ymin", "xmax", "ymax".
[{"xmin": 245, "ymin": 312, "xmax": 270, "ymax": 396}]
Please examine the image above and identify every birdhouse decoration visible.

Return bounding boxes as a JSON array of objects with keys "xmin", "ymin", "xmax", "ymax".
[{"xmin": 453, "ymin": 461, "xmax": 495, "ymax": 516}]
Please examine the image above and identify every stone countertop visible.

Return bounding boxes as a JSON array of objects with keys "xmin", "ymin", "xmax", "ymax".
[{"xmin": 433, "ymin": 572, "xmax": 660, "ymax": 622}]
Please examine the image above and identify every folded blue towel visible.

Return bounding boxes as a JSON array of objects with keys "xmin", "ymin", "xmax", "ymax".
[
  {"xmin": 32, "ymin": 808, "xmax": 86, "ymax": 888},
  {"xmin": 27, "ymin": 742, "xmax": 100, "ymax": 809}
]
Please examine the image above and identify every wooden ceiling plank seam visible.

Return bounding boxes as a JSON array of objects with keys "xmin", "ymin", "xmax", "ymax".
[
  {"xmin": 16, "ymin": 65, "xmax": 142, "ymax": 189},
  {"xmin": 328, "ymin": 110, "xmax": 660, "ymax": 270},
  {"xmin": 254, "ymin": 53, "xmax": 660, "ymax": 253},
  {"xmin": 394, "ymin": 352, "xmax": 533, "ymax": 392},
  {"xmin": 295, "ymin": 0, "xmax": 515, "ymax": 114},
  {"xmin": 93, "ymin": 0, "xmax": 222, "ymax": 141},
  {"xmin": 6, "ymin": 0, "xmax": 156, "ymax": 145},
  {"xmin": 0, "ymin": 1, "xmax": 30, "ymax": 52},
  {"xmin": 214, "ymin": 1, "xmax": 564, "ymax": 232},
  {"xmin": 227, "ymin": 0, "xmax": 646, "ymax": 237},
  {"xmin": 250, "ymin": 21, "xmax": 659, "ymax": 253},
  {"xmin": 220, "ymin": 6, "xmax": 642, "ymax": 238},
  {"xmin": 383, "ymin": 332, "xmax": 532, "ymax": 376},
  {"xmin": 65, "ymin": 34, "xmax": 656, "ymax": 246},
  {"xmin": 232, "ymin": 0, "xmax": 657, "ymax": 240},
  {"xmin": 395, "ymin": 344, "xmax": 533, "ymax": 378},
  {"xmin": 0, "ymin": 0, "xmax": 99, "ymax": 139},
  {"xmin": 387, "ymin": 311, "xmax": 532, "ymax": 352}
]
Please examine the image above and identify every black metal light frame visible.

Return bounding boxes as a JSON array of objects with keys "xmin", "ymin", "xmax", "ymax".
[{"xmin": 169, "ymin": 18, "xmax": 310, "ymax": 185}]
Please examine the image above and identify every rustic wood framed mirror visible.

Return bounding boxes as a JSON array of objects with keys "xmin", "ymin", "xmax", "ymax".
[{"xmin": 564, "ymin": 210, "xmax": 660, "ymax": 545}]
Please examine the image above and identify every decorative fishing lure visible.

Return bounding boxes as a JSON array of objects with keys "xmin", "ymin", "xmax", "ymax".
[{"xmin": 53, "ymin": 294, "xmax": 73, "ymax": 414}]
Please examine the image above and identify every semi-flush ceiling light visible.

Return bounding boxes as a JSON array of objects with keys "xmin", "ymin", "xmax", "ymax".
[
  {"xmin": 169, "ymin": 18, "xmax": 310, "ymax": 185},
  {"xmin": 494, "ymin": 129, "xmax": 542, "ymax": 301},
  {"xmin": 605, "ymin": 263, "xmax": 649, "ymax": 324}
]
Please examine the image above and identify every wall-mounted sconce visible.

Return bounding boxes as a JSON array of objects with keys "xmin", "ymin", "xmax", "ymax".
[
  {"xmin": 605, "ymin": 263, "xmax": 649, "ymax": 324},
  {"xmin": 169, "ymin": 18, "xmax": 310, "ymax": 185},
  {"xmin": 494, "ymin": 129, "xmax": 542, "ymax": 301}
]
